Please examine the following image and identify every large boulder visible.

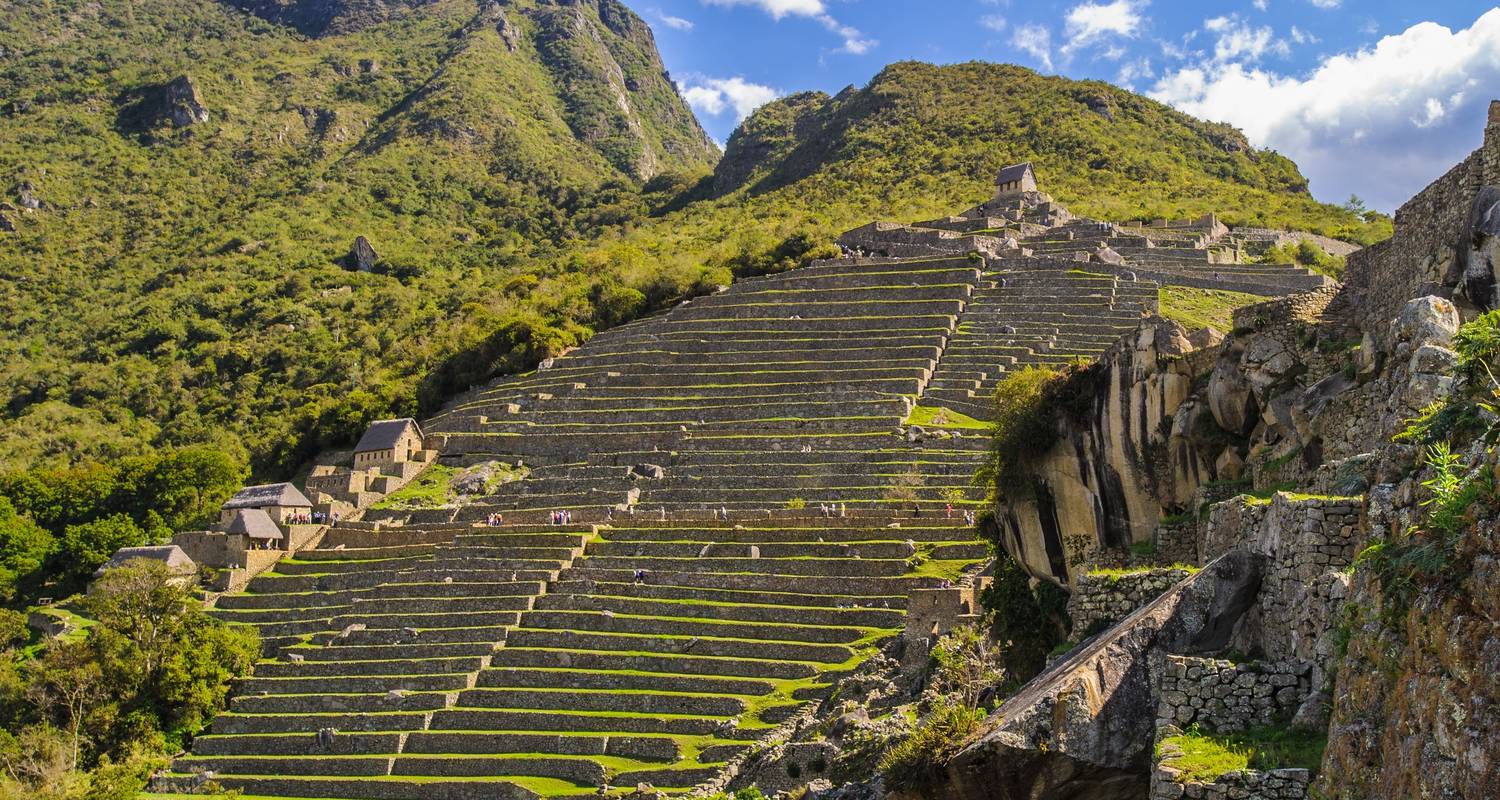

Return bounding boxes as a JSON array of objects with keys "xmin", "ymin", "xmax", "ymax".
[
  {"xmin": 350, "ymin": 236, "xmax": 378, "ymax": 272},
  {"xmin": 1394, "ymin": 295, "xmax": 1460, "ymax": 349},
  {"xmin": 1460, "ymin": 185, "xmax": 1500, "ymax": 311},
  {"xmin": 1208, "ymin": 345, "xmax": 1257, "ymax": 437}
]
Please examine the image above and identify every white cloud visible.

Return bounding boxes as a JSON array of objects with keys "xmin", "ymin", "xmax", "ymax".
[
  {"xmin": 679, "ymin": 76, "xmax": 781, "ymax": 121},
  {"xmin": 1150, "ymin": 9, "xmax": 1500, "ymax": 211},
  {"xmin": 1289, "ymin": 26, "xmax": 1317, "ymax": 45},
  {"xmin": 1253, "ymin": 0, "xmax": 1268, "ymax": 10},
  {"xmin": 650, "ymin": 8, "xmax": 694, "ymax": 30},
  {"xmin": 981, "ymin": 14, "xmax": 1008, "ymax": 34},
  {"xmin": 701, "ymin": 0, "xmax": 874, "ymax": 53},
  {"xmin": 1010, "ymin": 23, "xmax": 1054, "ymax": 70},
  {"xmin": 1117, "ymin": 57, "xmax": 1153, "ymax": 88},
  {"xmin": 702, "ymin": 0, "xmax": 825, "ymax": 19},
  {"xmin": 1309, "ymin": 0, "xmax": 1340, "ymax": 8},
  {"xmin": 1202, "ymin": 14, "xmax": 1287, "ymax": 62},
  {"xmin": 1061, "ymin": 0, "xmax": 1147, "ymax": 59}
]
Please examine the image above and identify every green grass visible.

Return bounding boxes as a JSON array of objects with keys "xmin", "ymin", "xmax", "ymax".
[
  {"xmin": 1157, "ymin": 725, "xmax": 1327, "ymax": 783},
  {"xmin": 1085, "ymin": 564, "xmax": 1198, "ymax": 581},
  {"xmin": 1159, "ymin": 287, "xmax": 1266, "ymax": 332},
  {"xmin": 906, "ymin": 405, "xmax": 990, "ymax": 430}
]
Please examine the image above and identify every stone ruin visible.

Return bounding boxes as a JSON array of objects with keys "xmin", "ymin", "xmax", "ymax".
[{"xmin": 151, "ymin": 161, "xmax": 1355, "ymax": 800}]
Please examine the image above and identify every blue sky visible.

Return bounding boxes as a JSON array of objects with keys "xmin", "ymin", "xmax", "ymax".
[{"xmin": 642, "ymin": 1, "xmax": 1500, "ymax": 211}]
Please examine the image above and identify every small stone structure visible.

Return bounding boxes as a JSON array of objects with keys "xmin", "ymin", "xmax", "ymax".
[
  {"xmin": 306, "ymin": 419, "xmax": 438, "ymax": 511},
  {"xmin": 224, "ymin": 507, "xmax": 285, "ymax": 550},
  {"xmin": 354, "ymin": 417, "xmax": 428, "ymax": 469},
  {"xmin": 993, "ymin": 162, "xmax": 1038, "ymax": 199},
  {"xmin": 220, "ymin": 482, "xmax": 313, "ymax": 526}
]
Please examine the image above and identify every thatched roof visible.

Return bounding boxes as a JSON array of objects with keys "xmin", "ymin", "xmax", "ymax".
[
  {"xmin": 224, "ymin": 508, "xmax": 284, "ymax": 540},
  {"xmin": 996, "ymin": 162, "xmax": 1035, "ymax": 185},
  {"xmin": 223, "ymin": 482, "xmax": 311, "ymax": 510},
  {"xmin": 97, "ymin": 545, "xmax": 197, "ymax": 576}
]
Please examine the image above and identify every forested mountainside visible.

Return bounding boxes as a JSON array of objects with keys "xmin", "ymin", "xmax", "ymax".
[{"xmin": 0, "ymin": 1, "xmax": 1387, "ymax": 481}]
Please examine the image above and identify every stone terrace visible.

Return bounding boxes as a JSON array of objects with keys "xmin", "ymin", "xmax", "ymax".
[{"xmin": 157, "ymin": 188, "xmax": 1335, "ymax": 799}]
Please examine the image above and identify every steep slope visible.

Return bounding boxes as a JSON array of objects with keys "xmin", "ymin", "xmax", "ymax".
[
  {"xmin": 0, "ymin": 0, "xmax": 715, "ymax": 473},
  {"xmin": 0, "ymin": 37, "xmax": 1384, "ymax": 481}
]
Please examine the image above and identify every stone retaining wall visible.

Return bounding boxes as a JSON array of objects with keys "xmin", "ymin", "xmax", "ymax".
[
  {"xmin": 1067, "ymin": 567, "xmax": 1194, "ymax": 638},
  {"xmin": 1150, "ymin": 765, "xmax": 1312, "ymax": 800},
  {"xmin": 1156, "ymin": 655, "xmax": 1311, "ymax": 734}
]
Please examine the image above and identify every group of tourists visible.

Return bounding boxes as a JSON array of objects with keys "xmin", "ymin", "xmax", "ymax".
[
  {"xmin": 550, "ymin": 509, "xmax": 574, "ymax": 525},
  {"xmin": 817, "ymin": 503, "xmax": 847, "ymax": 518},
  {"xmin": 286, "ymin": 511, "xmax": 334, "ymax": 526},
  {"xmin": 485, "ymin": 512, "xmax": 504, "ymax": 526}
]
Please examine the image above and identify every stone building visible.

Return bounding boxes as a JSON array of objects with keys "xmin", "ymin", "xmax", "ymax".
[
  {"xmin": 95, "ymin": 544, "xmax": 198, "ymax": 585},
  {"xmin": 993, "ymin": 162, "xmax": 1038, "ymax": 199},
  {"xmin": 353, "ymin": 418, "xmax": 425, "ymax": 469},
  {"xmin": 219, "ymin": 482, "xmax": 313, "ymax": 526}
]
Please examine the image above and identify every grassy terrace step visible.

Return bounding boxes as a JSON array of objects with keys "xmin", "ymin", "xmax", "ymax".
[
  {"xmin": 210, "ymin": 712, "xmax": 435, "ymax": 735},
  {"xmin": 534, "ymin": 593, "xmax": 906, "ymax": 627},
  {"xmin": 502, "ymin": 629, "xmax": 854, "ymax": 663},
  {"xmin": 548, "ymin": 580, "xmax": 906, "ymax": 609},
  {"xmin": 561, "ymin": 569, "xmax": 953, "ymax": 596},
  {"xmin": 153, "ymin": 775, "xmax": 547, "ymax": 800},
  {"xmin": 476, "ymin": 666, "xmax": 775, "ymax": 696},
  {"xmin": 455, "ymin": 687, "xmax": 748, "ymax": 717},
  {"xmin": 486, "ymin": 647, "xmax": 818, "ymax": 680},
  {"xmin": 283, "ymin": 642, "xmax": 498, "ymax": 661},
  {"xmin": 238, "ymin": 673, "xmax": 476, "ymax": 694},
  {"xmin": 429, "ymin": 708, "xmax": 732, "ymax": 736},
  {"xmin": 517, "ymin": 610, "xmax": 871, "ymax": 644},
  {"xmin": 570, "ymin": 554, "xmax": 912, "ymax": 578},
  {"xmin": 231, "ymin": 693, "xmax": 453, "ymax": 714},
  {"xmin": 310, "ymin": 623, "xmax": 516, "ymax": 644},
  {"xmin": 173, "ymin": 755, "xmax": 607, "ymax": 783},
  {"xmin": 407, "ymin": 734, "xmax": 685, "ymax": 763}
]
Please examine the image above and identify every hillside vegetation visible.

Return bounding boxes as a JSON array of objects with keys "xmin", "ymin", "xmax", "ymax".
[{"xmin": 0, "ymin": 5, "xmax": 1387, "ymax": 481}]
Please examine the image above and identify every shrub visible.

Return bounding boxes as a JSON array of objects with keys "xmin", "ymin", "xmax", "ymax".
[
  {"xmin": 877, "ymin": 699, "xmax": 983, "ymax": 793},
  {"xmin": 980, "ymin": 363, "xmax": 1105, "ymax": 501},
  {"xmin": 977, "ymin": 549, "xmax": 1070, "ymax": 681}
]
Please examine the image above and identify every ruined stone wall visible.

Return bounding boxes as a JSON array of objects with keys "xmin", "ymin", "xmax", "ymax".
[
  {"xmin": 1149, "ymin": 764, "xmax": 1312, "ymax": 800},
  {"xmin": 1339, "ymin": 106, "xmax": 1500, "ymax": 349}
]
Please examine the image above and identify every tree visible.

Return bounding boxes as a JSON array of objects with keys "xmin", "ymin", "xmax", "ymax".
[
  {"xmin": 0, "ymin": 499, "xmax": 53, "ymax": 601},
  {"xmin": 81, "ymin": 561, "xmax": 258, "ymax": 747},
  {"xmin": 58, "ymin": 515, "xmax": 145, "ymax": 582},
  {"xmin": 980, "ymin": 551, "xmax": 1070, "ymax": 681},
  {"xmin": 28, "ymin": 642, "xmax": 108, "ymax": 771},
  {"xmin": 1343, "ymin": 194, "xmax": 1368, "ymax": 215},
  {"xmin": 135, "ymin": 448, "xmax": 244, "ymax": 530}
]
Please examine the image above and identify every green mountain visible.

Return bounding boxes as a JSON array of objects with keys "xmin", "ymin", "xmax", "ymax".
[
  {"xmin": 0, "ymin": 0, "xmax": 715, "ymax": 473},
  {"xmin": 0, "ymin": 9, "xmax": 1386, "ymax": 478}
]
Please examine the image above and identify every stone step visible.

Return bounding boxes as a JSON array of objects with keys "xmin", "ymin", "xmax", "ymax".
[
  {"xmin": 517, "ymin": 610, "xmax": 866, "ymax": 644},
  {"xmin": 488, "ymin": 647, "xmax": 818, "ymax": 680},
  {"xmin": 230, "ymin": 692, "xmax": 452, "ymax": 714},
  {"xmin": 474, "ymin": 666, "xmax": 775, "ymax": 696},
  {"xmin": 533, "ymin": 593, "xmax": 906, "ymax": 627},
  {"xmin": 501, "ymin": 629, "xmax": 855, "ymax": 664},
  {"xmin": 455, "ymin": 686, "xmax": 748, "ymax": 717}
]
